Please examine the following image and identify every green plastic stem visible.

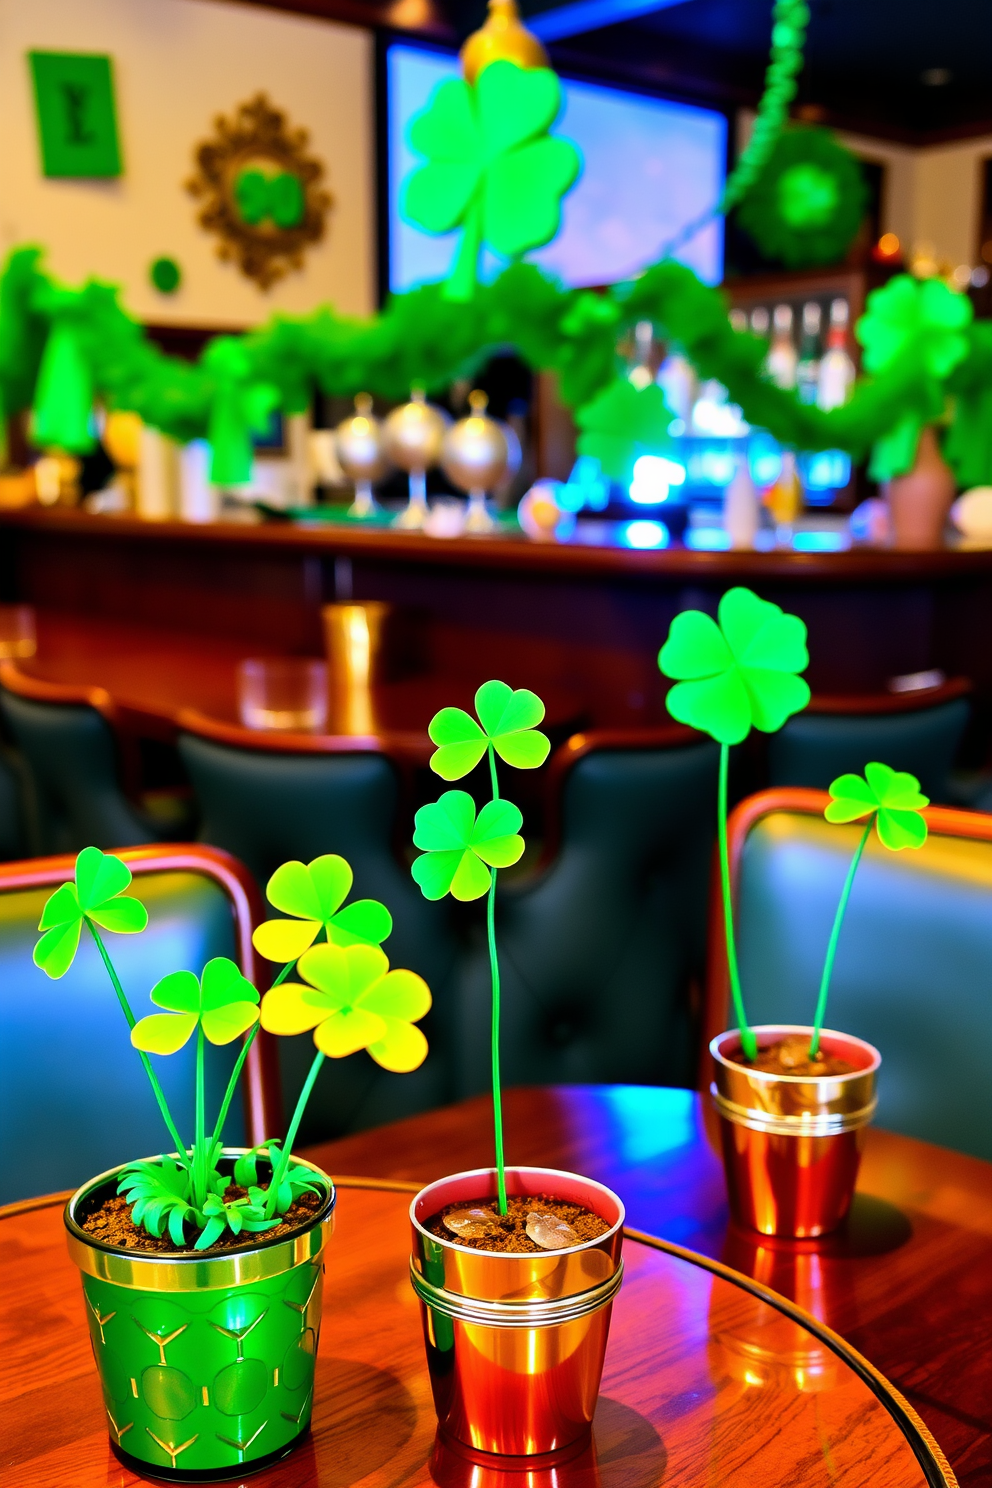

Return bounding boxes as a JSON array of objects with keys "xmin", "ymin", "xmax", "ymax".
[
  {"xmin": 211, "ymin": 1022, "xmax": 259, "ymax": 1147},
  {"xmin": 86, "ymin": 919, "xmax": 189, "ymax": 1165},
  {"xmin": 809, "ymin": 818, "xmax": 873, "ymax": 1058},
  {"xmin": 718, "ymin": 744, "xmax": 757, "ymax": 1061},
  {"xmin": 445, "ymin": 195, "xmax": 482, "ymax": 303},
  {"xmin": 265, "ymin": 1049, "xmax": 325, "ymax": 1218},
  {"xmin": 487, "ymin": 743, "xmax": 508, "ymax": 1215},
  {"xmin": 193, "ymin": 1026, "xmax": 207, "ymax": 1209}
]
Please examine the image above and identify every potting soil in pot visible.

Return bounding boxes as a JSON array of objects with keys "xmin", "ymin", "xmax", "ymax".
[
  {"xmin": 728, "ymin": 1034, "xmax": 855, "ymax": 1078},
  {"xmin": 426, "ymin": 1194, "xmax": 610, "ymax": 1252},
  {"xmin": 80, "ymin": 1186, "xmax": 324, "ymax": 1253}
]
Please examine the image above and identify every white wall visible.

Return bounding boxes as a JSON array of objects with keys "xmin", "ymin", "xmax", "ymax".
[{"xmin": 0, "ymin": 0, "xmax": 375, "ymax": 328}]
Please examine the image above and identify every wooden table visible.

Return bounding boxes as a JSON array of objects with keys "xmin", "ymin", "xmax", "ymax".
[
  {"xmin": 308, "ymin": 1085, "xmax": 992, "ymax": 1487},
  {"xmin": 0, "ymin": 1177, "xmax": 957, "ymax": 1487}
]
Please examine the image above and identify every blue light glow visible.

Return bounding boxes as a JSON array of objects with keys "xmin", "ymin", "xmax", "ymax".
[
  {"xmin": 685, "ymin": 526, "xmax": 731, "ymax": 551},
  {"xmin": 387, "ymin": 44, "xmax": 726, "ymax": 293},
  {"xmin": 600, "ymin": 1085, "xmax": 698, "ymax": 1164},
  {"xmin": 628, "ymin": 454, "xmax": 686, "ymax": 505},
  {"xmin": 563, "ymin": 454, "xmax": 610, "ymax": 512},
  {"xmin": 623, "ymin": 519, "xmax": 669, "ymax": 549},
  {"xmin": 792, "ymin": 529, "xmax": 849, "ymax": 552},
  {"xmin": 800, "ymin": 449, "xmax": 852, "ymax": 491},
  {"xmin": 748, "ymin": 431, "xmax": 783, "ymax": 487}
]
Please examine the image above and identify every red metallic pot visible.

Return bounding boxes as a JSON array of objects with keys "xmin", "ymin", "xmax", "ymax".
[
  {"xmin": 710, "ymin": 1025, "xmax": 880, "ymax": 1238},
  {"xmin": 410, "ymin": 1167, "xmax": 624, "ymax": 1462}
]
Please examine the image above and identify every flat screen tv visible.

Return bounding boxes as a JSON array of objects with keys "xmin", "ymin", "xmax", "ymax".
[{"xmin": 385, "ymin": 43, "xmax": 727, "ymax": 296}]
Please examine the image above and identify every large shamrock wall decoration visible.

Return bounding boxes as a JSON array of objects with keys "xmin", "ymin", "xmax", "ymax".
[{"xmin": 401, "ymin": 59, "xmax": 581, "ymax": 301}]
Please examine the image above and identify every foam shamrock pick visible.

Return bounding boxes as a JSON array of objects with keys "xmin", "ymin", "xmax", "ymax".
[
  {"xmin": 857, "ymin": 275, "xmax": 972, "ymax": 381},
  {"xmin": 811, "ymin": 763, "xmax": 929, "ymax": 1057},
  {"xmin": 429, "ymin": 680, "xmax": 550, "ymax": 781},
  {"xmin": 412, "ymin": 791, "xmax": 524, "ymax": 901},
  {"xmin": 401, "ymin": 59, "xmax": 580, "ymax": 301},
  {"xmin": 825, "ymin": 762, "xmax": 929, "ymax": 850},
  {"xmin": 252, "ymin": 854, "xmax": 392, "ymax": 964},
  {"xmin": 261, "ymin": 943, "xmax": 431, "ymax": 1073},
  {"xmin": 659, "ymin": 586, "xmax": 810, "ymax": 746},
  {"xmin": 131, "ymin": 958, "xmax": 260, "ymax": 1055},
  {"xmin": 34, "ymin": 846, "xmax": 148, "ymax": 979}
]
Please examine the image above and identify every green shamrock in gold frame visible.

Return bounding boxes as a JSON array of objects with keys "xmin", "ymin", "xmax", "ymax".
[{"xmin": 658, "ymin": 587, "xmax": 811, "ymax": 1061}]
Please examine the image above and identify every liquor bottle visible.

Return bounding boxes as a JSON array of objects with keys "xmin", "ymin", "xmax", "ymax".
[
  {"xmin": 750, "ymin": 306, "xmax": 770, "ymax": 337},
  {"xmin": 765, "ymin": 304, "xmax": 797, "ymax": 390},
  {"xmin": 723, "ymin": 454, "xmax": 760, "ymax": 550},
  {"xmin": 763, "ymin": 449, "xmax": 802, "ymax": 544},
  {"xmin": 795, "ymin": 302, "xmax": 822, "ymax": 405},
  {"xmin": 817, "ymin": 298, "xmax": 856, "ymax": 410}
]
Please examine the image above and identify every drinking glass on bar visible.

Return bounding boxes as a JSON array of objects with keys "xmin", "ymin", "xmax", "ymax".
[
  {"xmin": 236, "ymin": 658, "xmax": 328, "ymax": 732},
  {"xmin": 322, "ymin": 602, "xmax": 389, "ymax": 735},
  {"xmin": 0, "ymin": 605, "xmax": 37, "ymax": 660}
]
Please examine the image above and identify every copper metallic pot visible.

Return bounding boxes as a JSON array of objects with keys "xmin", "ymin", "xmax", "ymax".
[
  {"xmin": 410, "ymin": 1167, "xmax": 624, "ymax": 1461},
  {"xmin": 710, "ymin": 1025, "xmax": 880, "ymax": 1239}
]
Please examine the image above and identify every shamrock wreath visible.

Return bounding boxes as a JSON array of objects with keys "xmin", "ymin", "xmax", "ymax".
[{"xmin": 735, "ymin": 125, "xmax": 867, "ymax": 269}]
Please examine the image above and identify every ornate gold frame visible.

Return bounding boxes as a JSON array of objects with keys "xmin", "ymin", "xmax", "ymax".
[{"xmin": 187, "ymin": 93, "xmax": 332, "ymax": 291}]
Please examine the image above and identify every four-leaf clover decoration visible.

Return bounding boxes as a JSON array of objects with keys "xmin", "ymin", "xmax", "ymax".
[
  {"xmin": 34, "ymin": 847, "xmax": 148, "ymax": 979},
  {"xmin": 658, "ymin": 587, "xmax": 810, "ymax": 745},
  {"xmin": 252, "ymin": 855, "xmax": 392, "ymax": 964},
  {"xmin": 429, "ymin": 680, "xmax": 550, "ymax": 781},
  {"xmin": 412, "ymin": 791, "xmax": 524, "ymax": 901},
  {"xmin": 261, "ymin": 943, "xmax": 430, "ymax": 1072},
  {"xmin": 825, "ymin": 763, "xmax": 929, "ymax": 850},
  {"xmin": 401, "ymin": 59, "xmax": 581, "ymax": 301},
  {"xmin": 131, "ymin": 958, "xmax": 260, "ymax": 1055}
]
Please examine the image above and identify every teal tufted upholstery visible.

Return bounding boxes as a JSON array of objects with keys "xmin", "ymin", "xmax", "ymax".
[
  {"xmin": 728, "ymin": 800, "xmax": 992, "ymax": 1159},
  {"xmin": 177, "ymin": 733, "xmax": 459, "ymax": 1143},
  {"xmin": 768, "ymin": 697, "xmax": 970, "ymax": 802},
  {"xmin": 0, "ymin": 689, "xmax": 157, "ymax": 853},
  {"xmin": 0, "ymin": 746, "xmax": 27, "ymax": 861},
  {"xmin": 453, "ymin": 736, "xmax": 720, "ymax": 1099},
  {"xmin": 0, "ymin": 859, "xmax": 250, "ymax": 1204}
]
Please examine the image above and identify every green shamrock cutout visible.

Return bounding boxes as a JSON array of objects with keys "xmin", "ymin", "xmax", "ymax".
[
  {"xmin": 412, "ymin": 790, "xmax": 524, "ymax": 901},
  {"xmin": 825, "ymin": 762, "xmax": 929, "ymax": 850},
  {"xmin": 659, "ymin": 586, "xmax": 810, "ymax": 745},
  {"xmin": 252, "ymin": 854, "xmax": 392, "ymax": 964},
  {"xmin": 131, "ymin": 957, "xmax": 260, "ymax": 1055},
  {"xmin": 575, "ymin": 378, "xmax": 674, "ymax": 483},
  {"xmin": 34, "ymin": 847, "xmax": 148, "ymax": 979},
  {"xmin": 857, "ymin": 274, "xmax": 972, "ymax": 380},
  {"xmin": 261, "ymin": 943, "xmax": 431, "ymax": 1072},
  {"xmin": 429, "ymin": 679, "xmax": 550, "ymax": 781},
  {"xmin": 401, "ymin": 59, "xmax": 580, "ymax": 301},
  {"xmin": 234, "ymin": 169, "xmax": 305, "ymax": 230}
]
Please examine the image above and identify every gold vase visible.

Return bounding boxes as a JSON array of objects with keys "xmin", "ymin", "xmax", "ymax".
[{"xmin": 321, "ymin": 602, "xmax": 389, "ymax": 735}]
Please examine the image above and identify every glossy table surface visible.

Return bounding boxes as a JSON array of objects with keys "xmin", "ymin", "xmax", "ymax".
[
  {"xmin": 308, "ymin": 1085, "xmax": 992, "ymax": 1488},
  {"xmin": 0, "ymin": 1177, "xmax": 955, "ymax": 1488}
]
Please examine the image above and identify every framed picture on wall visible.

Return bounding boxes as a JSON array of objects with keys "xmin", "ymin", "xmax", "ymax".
[{"xmin": 29, "ymin": 51, "xmax": 122, "ymax": 178}]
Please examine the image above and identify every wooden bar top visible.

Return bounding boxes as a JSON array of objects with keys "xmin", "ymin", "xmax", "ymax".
[
  {"xmin": 4, "ymin": 506, "xmax": 992, "ymax": 584},
  {"xmin": 309, "ymin": 1085, "xmax": 992, "ymax": 1485}
]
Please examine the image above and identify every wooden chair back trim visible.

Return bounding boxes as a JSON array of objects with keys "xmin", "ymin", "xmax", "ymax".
[
  {"xmin": 540, "ymin": 724, "xmax": 706, "ymax": 868},
  {"xmin": 803, "ymin": 677, "xmax": 972, "ymax": 716},
  {"xmin": 176, "ymin": 707, "xmax": 431, "ymax": 764},
  {"xmin": 700, "ymin": 786, "xmax": 992, "ymax": 1088},
  {"xmin": 0, "ymin": 843, "xmax": 282, "ymax": 1145}
]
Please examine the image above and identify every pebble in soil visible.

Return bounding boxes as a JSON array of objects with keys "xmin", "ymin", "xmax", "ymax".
[
  {"xmin": 730, "ymin": 1034, "xmax": 855, "ymax": 1078},
  {"xmin": 428, "ymin": 1195, "xmax": 609, "ymax": 1252}
]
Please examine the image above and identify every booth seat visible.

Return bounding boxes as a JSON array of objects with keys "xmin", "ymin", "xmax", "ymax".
[
  {"xmin": 704, "ymin": 788, "xmax": 992, "ymax": 1160},
  {"xmin": 0, "ymin": 844, "xmax": 278, "ymax": 1204}
]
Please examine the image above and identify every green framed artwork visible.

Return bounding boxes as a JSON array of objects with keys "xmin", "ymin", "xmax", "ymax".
[{"xmin": 29, "ymin": 52, "xmax": 122, "ymax": 178}]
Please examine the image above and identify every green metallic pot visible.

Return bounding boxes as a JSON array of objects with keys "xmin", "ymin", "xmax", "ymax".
[{"xmin": 64, "ymin": 1150, "xmax": 335, "ymax": 1482}]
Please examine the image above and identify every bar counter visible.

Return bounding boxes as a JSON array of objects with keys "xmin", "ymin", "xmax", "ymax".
[{"xmin": 3, "ymin": 508, "xmax": 992, "ymax": 727}]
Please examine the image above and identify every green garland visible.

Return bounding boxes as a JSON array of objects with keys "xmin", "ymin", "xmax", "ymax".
[{"xmin": 1, "ymin": 245, "xmax": 988, "ymax": 487}]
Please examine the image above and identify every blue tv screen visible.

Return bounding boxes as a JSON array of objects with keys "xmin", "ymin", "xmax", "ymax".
[{"xmin": 386, "ymin": 44, "xmax": 727, "ymax": 295}]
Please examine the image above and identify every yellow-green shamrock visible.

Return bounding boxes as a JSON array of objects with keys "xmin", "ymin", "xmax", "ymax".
[
  {"xmin": 34, "ymin": 847, "xmax": 148, "ymax": 979},
  {"xmin": 252, "ymin": 854, "xmax": 392, "ymax": 964},
  {"xmin": 429, "ymin": 679, "xmax": 550, "ymax": 781},
  {"xmin": 401, "ymin": 59, "xmax": 581, "ymax": 301},
  {"xmin": 825, "ymin": 763, "xmax": 929, "ymax": 850},
  {"xmin": 412, "ymin": 790, "xmax": 524, "ymax": 901},
  {"xmin": 260, "ymin": 943, "xmax": 430, "ymax": 1072},
  {"xmin": 131, "ymin": 958, "xmax": 260, "ymax": 1055},
  {"xmin": 658, "ymin": 587, "xmax": 810, "ymax": 745}
]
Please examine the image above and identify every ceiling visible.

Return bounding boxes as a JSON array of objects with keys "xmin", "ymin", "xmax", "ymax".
[{"xmin": 236, "ymin": 0, "xmax": 992, "ymax": 143}]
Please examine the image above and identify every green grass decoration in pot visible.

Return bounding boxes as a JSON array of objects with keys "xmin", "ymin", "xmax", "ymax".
[
  {"xmin": 411, "ymin": 679, "xmax": 550, "ymax": 1212},
  {"xmin": 658, "ymin": 588, "xmax": 811, "ymax": 1060},
  {"xmin": 812, "ymin": 764, "xmax": 929, "ymax": 1056}
]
